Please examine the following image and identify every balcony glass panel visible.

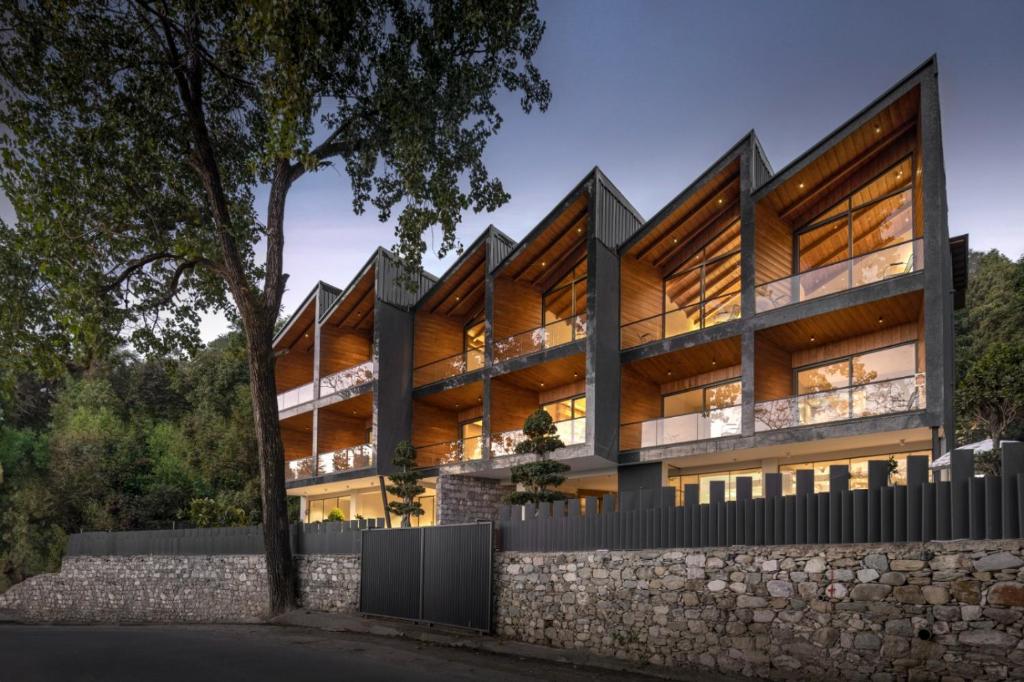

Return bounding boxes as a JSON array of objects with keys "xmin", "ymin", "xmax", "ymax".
[
  {"xmin": 277, "ymin": 382, "xmax": 315, "ymax": 411},
  {"xmin": 285, "ymin": 456, "xmax": 315, "ymax": 482},
  {"xmin": 413, "ymin": 349, "xmax": 484, "ymax": 387},
  {"xmin": 632, "ymin": 405, "xmax": 742, "ymax": 448},
  {"xmin": 319, "ymin": 360, "xmax": 374, "ymax": 398},
  {"xmin": 754, "ymin": 374, "xmax": 925, "ymax": 431},
  {"xmin": 316, "ymin": 443, "xmax": 375, "ymax": 476},
  {"xmin": 754, "ymin": 238, "xmax": 923, "ymax": 313},
  {"xmin": 491, "ymin": 416, "xmax": 586, "ymax": 457},
  {"xmin": 416, "ymin": 436, "xmax": 484, "ymax": 467},
  {"xmin": 852, "ymin": 190, "xmax": 913, "ymax": 256},
  {"xmin": 494, "ymin": 313, "xmax": 587, "ymax": 363},
  {"xmin": 799, "ymin": 218, "xmax": 848, "ymax": 271}
]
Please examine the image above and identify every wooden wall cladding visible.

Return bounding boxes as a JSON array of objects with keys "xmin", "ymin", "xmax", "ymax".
[
  {"xmin": 790, "ymin": 322, "xmax": 918, "ymax": 368},
  {"xmin": 412, "ymin": 400, "xmax": 459, "ymax": 447},
  {"xmin": 490, "ymin": 379, "xmax": 539, "ymax": 433},
  {"xmin": 493, "ymin": 276, "xmax": 542, "ymax": 339},
  {"xmin": 754, "ymin": 203, "xmax": 793, "ymax": 286},
  {"xmin": 755, "ymin": 336, "xmax": 792, "ymax": 402},
  {"xmin": 917, "ymin": 307, "xmax": 926, "ymax": 373},
  {"xmin": 620, "ymin": 366, "xmax": 662, "ymax": 424},
  {"xmin": 414, "ymin": 311, "xmax": 465, "ymax": 367},
  {"xmin": 282, "ymin": 422, "xmax": 313, "ymax": 460},
  {"xmin": 538, "ymin": 380, "xmax": 585, "ymax": 404},
  {"xmin": 659, "ymin": 365, "xmax": 741, "ymax": 396},
  {"xmin": 620, "ymin": 255, "xmax": 663, "ymax": 325},
  {"xmin": 319, "ymin": 327, "xmax": 372, "ymax": 376},
  {"xmin": 317, "ymin": 411, "xmax": 371, "ymax": 452},
  {"xmin": 276, "ymin": 349, "xmax": 314, "ymax": 392}
]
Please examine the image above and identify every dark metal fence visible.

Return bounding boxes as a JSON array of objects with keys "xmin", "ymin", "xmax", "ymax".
[
  {"xmin": 359, "ymin": 522, "xmax": 493, "ymax": 632},
  {"xmin": 496, "ymin": 445, "xmax": 1024, "ymax": 552},
  {"xmin": 65, "ymin": 520, "xmax": 374, "ymax": 557}
]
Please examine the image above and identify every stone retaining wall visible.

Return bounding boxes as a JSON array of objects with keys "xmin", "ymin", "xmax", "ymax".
[
  {"xmin": 436, "ymin": 474, "xmax": 511, "ymax": 525},
  {"xmin": 0, "ymin": 554, "xmax": 360, "ymax": 623},
  {"xmin": 493, "ymin": 540, "xmax": 1024, "ymax": 680}
]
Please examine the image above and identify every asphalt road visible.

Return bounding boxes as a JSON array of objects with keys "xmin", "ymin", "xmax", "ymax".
[{"xmin": 0, "ymin": 623, "xmax": 662, "ymax": 682}]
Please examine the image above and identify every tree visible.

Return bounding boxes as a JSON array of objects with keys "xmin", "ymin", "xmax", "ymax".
[
  {"xmin": 1, "ymin": 1, "xmax": 549, "ymax": 613},
  {"xmin": 506, "ymin": 409, "xmax": 570, "ymax": 505},
  {"xmin": 385, "ymin": 441, "xmax": 425, "ymax": 528},
  {"xmin": 959, "ymin": 342, "xmax": 1024, "ymax": 450}
]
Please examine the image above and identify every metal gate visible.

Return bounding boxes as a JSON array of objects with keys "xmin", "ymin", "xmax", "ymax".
[{"xmin": 359, "ymin": 522, "xmax": 492, "ymax": 632}]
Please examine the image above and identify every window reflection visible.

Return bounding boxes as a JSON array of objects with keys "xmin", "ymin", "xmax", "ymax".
[
  {"xmin": 778, "ymin": 451, "xmax": 926, "ymax": 495},
  {"xmin": 663, "ymin": 220, "xmax": 741, "ymax": 337},
  {"xmin": 670, "ymin": 468, "xmax": 763, "ymax": 505}
]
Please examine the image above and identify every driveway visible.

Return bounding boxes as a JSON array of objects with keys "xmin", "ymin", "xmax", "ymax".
[{"xmin": 0, "ymin": 623, "xmax": 667, "ymax": 681}]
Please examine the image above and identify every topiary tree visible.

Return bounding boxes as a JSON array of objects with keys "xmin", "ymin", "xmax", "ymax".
[
  {"xmin": 326, "ymin": 508, "xmax": 345, "ymax": 522},
  {"xmin": 506, "ymin": 409, "xmax": 570, "ymax": 505},
  {"xmin": 385, "ymin": 441, "xmax": 425, "ymax": 528}
]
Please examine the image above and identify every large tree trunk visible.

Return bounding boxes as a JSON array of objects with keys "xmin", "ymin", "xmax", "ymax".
[{"xmin": 243, "ymin": 315, "xmax": 296, "ymax": 616}]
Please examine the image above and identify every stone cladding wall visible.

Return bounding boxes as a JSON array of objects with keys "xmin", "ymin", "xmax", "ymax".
[
  {"xmin": 0, "ymin": 554, "xmax": 359, "ymax": 623},
  {"xmin": 436, "ymin": 474, "xmax": 511, "ymax": 525},
  {"xmin": 494, "ymin": 540, "xmax": 1024, "ymax": 680}
]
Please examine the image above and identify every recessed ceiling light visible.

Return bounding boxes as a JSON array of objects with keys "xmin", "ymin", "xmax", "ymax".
[
  {"xmin": 539, "ymin": 382, "xmax": 545, "ymax": 387},
  {"xmin": 798, "ymin": 183, "xmax": 805, "ymax": 189},
  {"xmin": 667, "ymin": 370, "xmax": 673, "ymax": 376},
  {"xmin": 809, "ymin": 335, "xmax": 816, "ymax": 342},
  {"xmin": 717, "ymin": 198, "xmax": 723, "ymax": 205},
  {"xmin": 541, "ymin": 261, "xmax": 546, "ymax": 267},
  {"xmin": 875, "ymin": 125, "xmax": 882, "ymax": 134},
  {"xmin": 577, "ymin": 227, "xmax": 582, "ymax": 233},
  {"xmin": 878, "ymin": 317, "xmax": 884, "ymax": 325},
  {"xmin": 455, "ymin": 296, "xmax": 460, "ymax": 301},
  {"xmin": 711, "ymin": 359, "xmax": 717, "ymax": 367},
  {"xmin": 673, "ymin": 238, "xmax": 678, "ymax": 244}
]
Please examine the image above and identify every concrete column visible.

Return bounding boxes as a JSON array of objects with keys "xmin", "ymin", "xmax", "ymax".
[
  {"xmin": 374, "ymin": 300, "xmax": 414, "ymax": 476},
  {"xmin": 739, "ymin": 143, "xmax": 757, "ymax": 437},
  {"xmin": 586, "ymin": 229, "xmax": 622, "ymax": 461}
]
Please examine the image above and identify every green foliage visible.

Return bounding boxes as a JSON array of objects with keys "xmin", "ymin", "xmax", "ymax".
[
  {"xmin": 506, "ymin": 409, "xmax": 569, "ymax": 505},
  {"xmin": 326, "ymin": 508, "xmax": 345, "ymax": 522},
  {"xmin": 385, "ymin": 441, "xmax": 425, "ymax": 528},
  {"xmin": 186, "ymin": 495, "xmax": 251, "ymax": 529},
  {"xmin": 955, "ymin": 250, "xmax": 1024, "ymax": 445},
  {"xmin": 975, "ymin": 450, "xmax": 1001, "ymax": 477},
  {"xmin": 958, "ymin": 342, "xmax": 1024, "ymax": 448},
  {"xmin": 513, "ymin": 408, "xmax": 564, "ymax": 456}
]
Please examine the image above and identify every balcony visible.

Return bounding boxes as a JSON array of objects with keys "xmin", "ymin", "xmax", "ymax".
[
  {"xmin": 285, "ymin": 457, "xmax": 315, "ymax": 482},
  {"xmin": 755, "ymin": 239, "xmax": 922, "ymax": 313},
  {"xmin": 319, "ymin": 361, "xmax": 374, "ymax": 398},
  {"xmin": 621, "ymin": 294, "xmax": 741, "ymax": 349},
  {"xmin": 416, "ymin": 436, "xmax": 483, "ymax": 467},
  {"xmin": 413, "ymin": 349, "xmax": 484, "ymax": 388},
  {"xmin": 277, "ymin": 382, "xmax": 315, "ymax": 411},
  {"xmin": 494, "ymin": 314, "xmax": 587, "ymax": 364},
  {"xmin": 317, "ymin": 443, "xmax": 374, "ymax": 475},
  {"xmin": 621, "ymin": 405, "xmax": 742, "ymax": 450},
  {"xmin": 754, "ymin": 373, "xmax": 925, "ymax": 432},
  {"xmin": 491, "ymin": 417, "xmax": 586, "ymax": 457}
]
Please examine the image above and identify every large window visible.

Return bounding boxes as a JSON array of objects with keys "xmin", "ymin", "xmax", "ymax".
[
  {"xmin": 796, "ymin": 157, "xmax": 916, "ymax": 291},
  {"xmin": 671, "ymin": 468, "xmax": 763, "ymax": 505},
  {"xmin": 779, "ymin": 451, "xmax": 929, "ymax": 495},
  {"xmin": 542, "ymin": 394, "xmax": 586, "ymax": 445},
  {"xmin": 794, "ymin": 343, "xmax": 919, "ymax": 423},
  {"xmin": 460, "ymin": 418, "xmax": 483, "ymax": 460},
  {"xmin": 663, "ymin": 379, "xmax": 742, "ymax": 417},
  {"xmin": 541, "ymin": 258, "xmax": 587, "ymax": 346},
  {"xmin": 663, "ymin": 220, "xmax": 741, "ymax": 336},
  {"xmin": 464, "ymin": 313, "xmax": 485, "ymax": 371},
  {"xmin": 647, "ymin": 379, "xmax": 742, "ymax": 445}
]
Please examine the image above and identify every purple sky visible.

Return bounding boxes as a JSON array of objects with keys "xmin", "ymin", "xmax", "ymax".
[{"xmin": 4, "ymin": 1, "xmax": 1022, "ymax": 343}]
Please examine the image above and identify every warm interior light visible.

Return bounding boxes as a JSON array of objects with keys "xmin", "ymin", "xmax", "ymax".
[
  {"xmin": 541, "ymin": 261, "xmax": 546, "ymax": 267},
  {"xmin": 798, "ymin": 182, "xmax": 805, "ymax": 189},
  {"xmin": 667, "ymin": 370, "xmax": 673, "ymax": 376},
  {"xmin": 711, "ymin": 359, "xmax": 717, "ymax": 367},
  {"xmin": 878, "ymin": 317, "xmax": 884, "ymax": 325},
  {"xmin": 809, "ymin": 335, "xmax": 816, "ymax": 342},
  {"xmin": 717, "ymin": 198, "xmax": 723, "ymax": 205},
  {"xmin": 673, "ymin": 238, "xmax": 678, "ymax": 244},
  {"xmin": 577, "ymin": 227, "xmax": 582, "ymax": 233},
  {"xmin": 539, "ymin": 382, "xmax": 545, "ymax": 387}
]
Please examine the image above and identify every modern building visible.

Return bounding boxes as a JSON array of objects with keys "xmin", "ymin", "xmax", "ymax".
[{"xmin": 273, "ymin": 57, "xmax": 968, "ymax": 524}]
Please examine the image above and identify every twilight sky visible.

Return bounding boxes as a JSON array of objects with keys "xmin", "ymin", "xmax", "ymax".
[{"xmin": 4, "ymin": 1, "xmax": 1022, "ymax": 343}]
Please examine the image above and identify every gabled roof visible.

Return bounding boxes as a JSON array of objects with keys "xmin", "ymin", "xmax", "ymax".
[
  {"xmin": 619, "ymin": 132, "xmax": 760, "ymax": 261},
  {"xmin": 273, "ymin": 281, "xmax": 338, "ymax": 349},
  {"xmin": 317, "ymin": 247, "xmax": 438, "ymax": 325},
  {"xmin": 416, "ymin": 225, "xmax": 513, "ymax": 316},
  {"xmin": 754, "ymin": 55, "xmax": 937, "ymax": 203}
]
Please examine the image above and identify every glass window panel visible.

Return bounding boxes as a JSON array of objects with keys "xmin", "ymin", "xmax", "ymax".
[
  {"xmin": 543, "ymin": 399, "xmax": 575, "ymax": 423},
  {"xmin": 543, "ymin": 285, "xmax": 573, "ymax": 323},
  {"xmin": 461, "ymin": 419, "xmax": 483, "ymax": 440},
  {"xmin": 307, "ymin": 499, "xmax": 324, "ymax": 523},
  {"xmin": 851, "ymin": 190, "xmax": 913, "ymax": 256},
  {"xmin": 853, "ymin": 344, "xmax": 916, "ymax": 385},
  {"xmin": 664, "ymin": 267, "xmax": 701, "ymax": 311},
  {"xmin": 851, "ymin": 158, "xmax": 912, "ymax": 209},
  {"xmin": 356, "ymin": 491, "xmax": 385, "ymax": 521},
  {"xmin": 415, "ymin": 495, "xmax": 436, "ymax": 527},
  {"xmin": 797, "ymin": 361, "xmax": 850, "ymax": 395},
  {"xmin": 572, "ymin": 396, "xmax": 587, "ymax": 418},
  {"xmin": 703, "ymin": 292, "xmax": 742, "ymax": 328},
  {"xmin": 465, "ymin": 320, "xmax": 485, "ymax": 350},
  {"xmin": 808, "ymin": 198, "xmax": 848, "ymax": 227},
  {"xmin": 664, "ymin": 305, "xmax": 701, "ymax": 337},
  {"xmin": 799, "ymin": 218, "xmax": 849, "ymax": 271},
  {"xmin": 705, "ymin": 381, "xmax": 741, "ymax": 410},
  {"xmin": 574, "ymin": 259, "xmax": 588, "ymax": 280},
  {"xmin": 704, "ymin": 220, "xmax": 741, "ymax": 260},
  {"xmin": 704, "ymin": 253, "xmax": 741, "ymax": 299},
  {"xmin": 664, "ymin": 389, "xmax": 702, "ymax": 417}
]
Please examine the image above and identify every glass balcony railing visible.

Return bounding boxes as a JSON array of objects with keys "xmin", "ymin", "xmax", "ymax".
[
  {"xmin": 491, "ymin": 417, "xmax": 586, "ymax": 457},
  {"xmin": 285, "ymin": 457, "xmax": 315, "ymax": 482},
  {"xmin": 620, "ymin": 293, "xmax": 741, "ymax": 349},
  {"xmin": 755, "ymin": 239, "xmax": 923, "ymax": 313},
  {"xmin": 754, "ymin": 373, "xmax": 925, "ymax": 432},
  {"xmin": 620, "ymin": 405, "xmax": 742, "ymax": 451},
  {"xmin": 415, "ymin": 436, "xmax": 483, "ymax": 467},
  {"xmin": 413, "ymin": 349, "xmax": 484, "ymax": 387},
  {"xmin": 494, "ymin": 314, "xmax": 587, "ymax": 364},
  {"xmin": 319, "ymin": 361, "xmax": 374, "ymax": 398},
  {"xmin": 316, "ymin": 443, "xmax": 375, "ymax": 476},
  {"xmin": 277, "ymin": 382, "xmax": 315, "ymax": 411}
]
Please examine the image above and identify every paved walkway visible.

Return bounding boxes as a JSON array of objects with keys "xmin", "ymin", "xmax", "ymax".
[{"xmin": 0, "ymin": 620, "xmax": 705, "ymax": 682}]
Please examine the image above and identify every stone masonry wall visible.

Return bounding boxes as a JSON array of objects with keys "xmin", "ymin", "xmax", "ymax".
[
  {"xmin": 436, "ymin": 474, "xmax": 511, "ymax": 525},
  {"xmin": 0, "ymin": 554, "xmax": 360, "ymax": 624},
  {"xmin": 495, "ymin": 540, "xmax": 1024, "ymax": 680}
]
